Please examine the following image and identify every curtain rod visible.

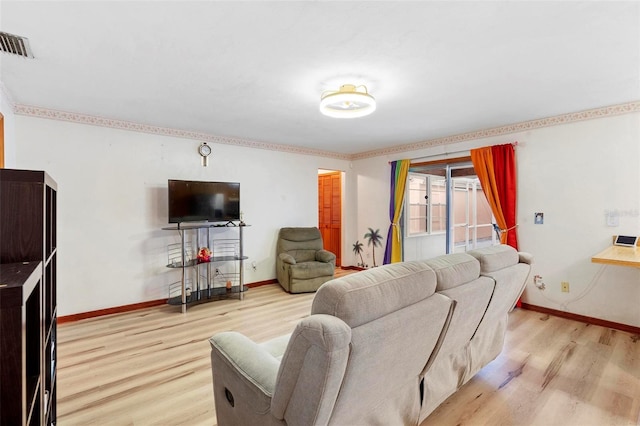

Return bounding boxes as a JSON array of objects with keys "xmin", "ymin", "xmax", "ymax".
[
  {"xmin": 410, "ymin": 156, "xmax": 471, "ymax": 168},
  {"xmin": 388, "ymin": 152, "xmax": 468, "ymax": 165}
]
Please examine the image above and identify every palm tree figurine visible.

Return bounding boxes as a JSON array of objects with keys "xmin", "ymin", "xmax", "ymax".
[
  {"xmin": 364, "ymin": 228, "xmax": 383, "ymax": 267},
  {"xmin": 352, "ymin": 240, "xmax": 366, "ymax": 268}
]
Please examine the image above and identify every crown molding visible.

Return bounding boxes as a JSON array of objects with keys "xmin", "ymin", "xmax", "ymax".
[
  {"xmin": 352, "ymin": 101, "xmax": 640, "ymax": 160},
  {"xmin": 13, "ymin": 101, "xmax": 640, "ymax": 162},
  {"xmin": 12, "ymin": 104, "xmax": 352, "ymax": 161}
]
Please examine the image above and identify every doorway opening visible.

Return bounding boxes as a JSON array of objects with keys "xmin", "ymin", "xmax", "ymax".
[{"xmin": 318, "ymin": 169, "xmax": 342, "ymax": 266}]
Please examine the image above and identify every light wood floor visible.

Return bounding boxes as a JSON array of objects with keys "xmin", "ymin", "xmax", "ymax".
[{"xmin": 57, "ymin": 283, "xmax": 640, "ymax": 425}]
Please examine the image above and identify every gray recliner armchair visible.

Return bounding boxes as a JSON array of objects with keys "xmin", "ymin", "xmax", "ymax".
[{"xmin": 276, "ymin": 227, "xmax": 336, "ymax": 293}]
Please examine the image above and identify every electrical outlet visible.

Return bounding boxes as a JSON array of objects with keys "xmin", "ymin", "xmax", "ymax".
[{"xmin": 561, "ymin": 281, "xmax": 570, "ymax": 293}]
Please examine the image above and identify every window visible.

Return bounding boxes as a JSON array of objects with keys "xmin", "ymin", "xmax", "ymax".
[
  {"xmin": 404, "ymin": 161, "xmax": 497, "ymax": 254},
  {"xmin": 406, "ymin": 172, "xmax": 447, "ymax": 236},
  {"xmin": 451, "ymin": 177, "xmax": 496, "ymax": 252}
]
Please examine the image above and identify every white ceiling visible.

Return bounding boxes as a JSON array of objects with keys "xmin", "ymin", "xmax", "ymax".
[{"xmin": 1, "ymin": 1, "xmax": 639, "ymax": 157}]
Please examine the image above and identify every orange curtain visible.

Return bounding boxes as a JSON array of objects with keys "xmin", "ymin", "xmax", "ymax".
[
  {"xmin": 471, "ymin": 144, "xmax": 518, "ymax": 249},
  {"xmin": 491, "ymin": 144, "xmax": 518, "ymax": 249}
]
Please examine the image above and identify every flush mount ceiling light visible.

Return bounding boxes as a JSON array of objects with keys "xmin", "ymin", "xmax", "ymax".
[{"xmin": 320, "ymin": 84, "xmax": 376, "ymax": 118}]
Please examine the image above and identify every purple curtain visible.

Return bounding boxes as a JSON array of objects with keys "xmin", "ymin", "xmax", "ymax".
[{"xmin": 383, "ymin": 161, "xmax": 397, "ymax": 264}]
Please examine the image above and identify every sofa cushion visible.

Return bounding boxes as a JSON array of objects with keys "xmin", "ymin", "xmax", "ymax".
[
  {"xmin": 316, "ymin": 249, "xmax": 336, "ymax": 263},
  {"xmin": 278, "ymin": 228, "xmax": 324, "ymax": 255},
  {"xmin": 279, "ymin": 253, "xmax": 296, "ymax": 264},
  {"xmin": 467, "ymin": 245, "xmax": 519, "ymax": 273},
  {"xmin": 289, "ymin": 261, "xmax": 335, "ymax": 280},
  {"xmin": 289, "ymin": 249, "xmax": 318, "ymax": 263},
  {"xmin": 311, "ymin": 261, "xmax": 437, "ymax": 328},
  {"xmin": 424, "ymin": 253, "xmax": 480, "ymax": 291},
  {"xmin": 519, "ymin": 252, "xmax": 534, "ymax": 265},
  {"xmin": 279, "ymin": 227, "xmax": 322, "ymax": 242}
]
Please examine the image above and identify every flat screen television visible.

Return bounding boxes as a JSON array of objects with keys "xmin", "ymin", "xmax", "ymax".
[{"xmin": 168, "ymin": 179, "xmax": 240, "ymax": 224}]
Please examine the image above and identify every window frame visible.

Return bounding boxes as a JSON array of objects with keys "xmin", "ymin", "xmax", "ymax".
[{"xmin": 404, "ymin": 172, "xmax": 447, "ymax": 237}]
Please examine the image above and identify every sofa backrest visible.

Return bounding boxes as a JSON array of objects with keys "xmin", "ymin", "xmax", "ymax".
[
  {"xmin": 277, "ymin": 227, "xmax": 324, "ymax": 262},
  {"xmin": 467, "ymin": 244, "xmax": 532, "ymax": 318},
  {"xmin": 464, "ymin": 244, "xmax": 532, "ymax": 380},
  {"xmin": 424, "ymin": 253, "xmax": 495, "ymax": 356},
  {"xmin": 272, "ymin": 261, "xmax": 454, "ymax": 426},
  {"xmin": 418, "ymin": 253, "xmax": 495, "ymax": 419},
  {"xmin": 312, "ymin": 261, "xmax": 438, "ymax": 327}
]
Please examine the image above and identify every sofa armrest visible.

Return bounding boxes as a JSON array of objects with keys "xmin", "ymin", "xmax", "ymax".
[
  {"xmin": 210, "ymin": 332, "xmax": 287, "ymax": 424},
  {"xmin": 316, "ymin": 249, "xmax": 336, "ymax": 264},
  {"xmin": 210, "ymin": 331, "xmax": 281, "ymax": 399},
  {"xmin": 279, "ymin": 253, "xmax": 296, "ymax": 265},
  {"xmin": 518, "ymin": 252, "xmax": 534, "ymax": 265}
]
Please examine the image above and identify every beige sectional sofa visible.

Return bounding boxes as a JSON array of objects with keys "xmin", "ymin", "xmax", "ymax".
[{"xmin": 209, "ymin": 244, "xmax": 532, "ymax": 426}]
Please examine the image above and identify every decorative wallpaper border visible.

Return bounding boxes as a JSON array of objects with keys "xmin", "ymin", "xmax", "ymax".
[
  {"xmin": 12, "ymin": 105, "xmax": 352, "ymax": 161},
  {"xmin": 13, "ymin": 101, "xmax": 640, "ymax": 161},
  {"xmin": 352, "ymin": 101, "xmax": 640, "ymax": 160}
]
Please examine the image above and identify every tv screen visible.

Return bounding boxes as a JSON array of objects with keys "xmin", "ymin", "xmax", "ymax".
[{"xmin": 168, "ymin": 180, "xmax": 240, "ymax": 224}]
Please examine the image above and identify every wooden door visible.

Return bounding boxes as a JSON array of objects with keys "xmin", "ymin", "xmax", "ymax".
[{"xmin": 318, "ymin": 172, "xmax": 341, "ymax": 266}]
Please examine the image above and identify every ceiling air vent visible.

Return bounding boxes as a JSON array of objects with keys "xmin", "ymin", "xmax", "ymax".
[{"xmin": 0, "ymin": 31, "xmax": 34, "ymax": 58}]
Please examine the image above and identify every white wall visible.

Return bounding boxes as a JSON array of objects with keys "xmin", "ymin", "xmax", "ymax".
[
  {"xmin": 353, "ymin": 155, "xmax": 390, "ymax": 267},
  {"xmin": 516, "ymin": 113, "xmax": 640, "ymax": 327},
  {"xmin": 13, "ymin": 111, "xmax": 640, "ymax": 327},
  {"xmin": 14, "ymin": 116, "xmax": 352, "ymax": 316},
  {"xmin": 353, "ymin": 112, "xmax": 640, "ymax": 328}
]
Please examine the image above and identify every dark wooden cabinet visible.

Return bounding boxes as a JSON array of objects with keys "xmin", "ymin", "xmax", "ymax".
[
  {"xmin": 0, "ymin": 262, "xmax": 42, "ymax": 425},
  {"xmin": 0, "ymin": 169, "xmax": 57, "ymax": 425}
]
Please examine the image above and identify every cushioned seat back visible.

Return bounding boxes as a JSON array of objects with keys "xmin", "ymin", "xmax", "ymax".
[
  {"xmin": 424, "ymin": 253, "xmax": 494, "ymax": 355},
  {"xmin": 312, "ymin": 261, "xmax": 438, "ymax": 326},
  {"xmin": 467, "ymin": 245, "xmax": 530, "ymax": 319},
  {"xmin": 310, "ymin": 261, "xmax": 454, "ymax": 425},
  {"xmin": 464, "ymin": 245, "xmax": 532, "ymax": 381},
  {"xmin": 418, "ymin": 253, "xmax": 494, "ymax": 420},
  {"xmin": 277, "ymin": 227, "xmax": 324, "ymax": 262}
]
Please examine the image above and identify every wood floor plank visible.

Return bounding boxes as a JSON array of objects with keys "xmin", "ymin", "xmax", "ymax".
[
  {"xmin": 422, "ymin": 311, "xmax": 640, "ymax": 426},
  {"xmin": 57, "ymin": 283, "xmax": 640, "ymax": 425}
]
